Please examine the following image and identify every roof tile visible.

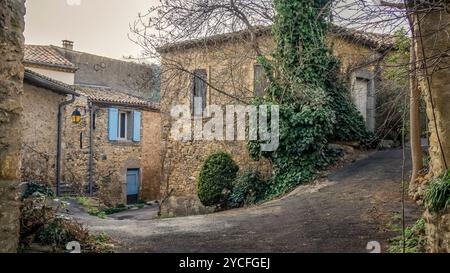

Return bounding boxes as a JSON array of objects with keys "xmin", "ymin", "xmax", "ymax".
[
  {"xmin": 158, "ymin": 25, "xmax": 395, "ymax": 53},
  {"xmin": 75, "ymin": 86, "xmax": 160, "ymax": 111},
  {"xmin": 24, "ymin": 45, "xmax": 76, "ymax": 70}
]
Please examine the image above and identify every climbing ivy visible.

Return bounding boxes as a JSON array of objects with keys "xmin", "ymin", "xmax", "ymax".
[{"xmin": 248, "ymin": 0, "xmax": 372, "ymax": 199}]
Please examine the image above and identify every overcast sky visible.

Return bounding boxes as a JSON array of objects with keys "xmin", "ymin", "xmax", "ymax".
[{"xmin": 24, "ymin": 0, "xmax": 158, "ymax": 60}]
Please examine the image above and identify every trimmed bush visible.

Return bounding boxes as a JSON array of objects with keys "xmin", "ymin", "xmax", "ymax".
[
  {"xmin": 228, "ymin": 171, "xmax": 266, "ymax": 208},
  {"xmin": 198, "ymin": 152, "xmax": 239, "ymax": 207}
]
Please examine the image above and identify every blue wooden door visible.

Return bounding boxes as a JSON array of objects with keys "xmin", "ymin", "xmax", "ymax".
[{"xmin": 126, "ymin": 169, "xmax": 140, "ymax": 204}]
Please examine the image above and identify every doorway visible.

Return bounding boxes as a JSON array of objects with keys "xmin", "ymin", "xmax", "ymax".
[
  {"xmin": 126, "ymin": 169, "xmax": 140, "ymax": 204},
  {"xmin": 352, "ymin": 78, "xmax": 369, "ymax": 122}
]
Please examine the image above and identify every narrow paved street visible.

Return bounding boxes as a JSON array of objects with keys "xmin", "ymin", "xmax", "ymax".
[{"xmin": 75, "ymin": 149, "xmax": 422, "ymax": 253}]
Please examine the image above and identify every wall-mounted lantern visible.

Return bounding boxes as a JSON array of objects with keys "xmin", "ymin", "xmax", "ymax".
[{"xmin": 71, "ymin": 108, "xmax": 82, "ymax": 124}]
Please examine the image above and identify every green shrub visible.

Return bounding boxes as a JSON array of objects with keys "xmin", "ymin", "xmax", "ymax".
[
  {"xmin": 388, "ymin": 218, "xmax": 426, "ymax": 253},
  {"xmin": 92, "ymin": 209, "xmax": 108, "ymax": 219},
  {"xmin": 36, "ymin": 217, "xmax": 114, "ymax": 253},
  {"xmin": 425, "ymin": 171, "xmax": 450, "ymax": 213},
  {"xmin": 38, "ymin": 217, "xmax": 86, "ymax": 247},
  {"xmin": 76, "ymin": 197, "xmax": 91, "ymax": 208},
  {"xmin": 23, "ymin": 181, "xmax": 54, "ymax": 199},
  {"xmin": 95, "ymin": 233, "xmax": 110, "ymax": 244},
  {"xmin": 198, "ymin": 152, "xmax": 239, "ymax": 207},
  {"xmin": 228, "ymin": 171, "xmax": 267, "ymax": 208},
  {"xmin": 102, "ymin": 205, "xmax": 129, "ymax": 215},
  {"xmin": 20, "ymin": 196, "xmax": 114, "ymax": 253}
]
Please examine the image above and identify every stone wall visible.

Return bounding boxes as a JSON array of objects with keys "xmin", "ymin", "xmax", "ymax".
[
  {"xmin": 0, "ymin": 0, "xmax": 25, "ymax": 253},
  {"xmin": 160, "ymin": 33, "xmax": 382, "ymax": 215},
  {"xmin": 424, "ymin": 210, "xmax": 450, "ymax": 253},
  {"xmin": 62, "ymin": 97, "xmax": 159, "ymax": 206},
  {"xmin": 159, "ymin": 37, "xmax": 271, "ymax": 216},
  {"xmin": 20, "ymin": 83, "xmax": 65, "ymax": 185},
  {"xmin": 416, "ymin": 10, "xmax": 450, "ymax": 178},
  {"xmin": 140, "ymin": 110, "xmax": 162, "ymax": 200},
  {"xmin": 415, "ymin": 9, "xmax": 450, "ymax": 253},
  {"xmin": 62, "ymin": 96, "xmax": 90, "ymax": 195}
]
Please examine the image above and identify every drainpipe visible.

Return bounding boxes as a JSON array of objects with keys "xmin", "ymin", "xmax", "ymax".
[
  {"xmin": 56, "ymin": 95, "xmax": 76, "ymax": 196},
  {"xmin": 88, "ymin": 102, "xmax": 96, "ymax": 196}
]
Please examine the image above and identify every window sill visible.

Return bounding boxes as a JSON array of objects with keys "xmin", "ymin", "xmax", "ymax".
[{"xmin": 109, "ymin": 139, "xmax": 140, "ymax": 146}]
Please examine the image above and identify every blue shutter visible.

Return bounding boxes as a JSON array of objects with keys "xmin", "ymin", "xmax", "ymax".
[
  {"xmin": 108, "ymin": 108, "xmax": 118, "ymax": 141},
  {"xmin": 133, "ymin": 111, "xmax": 141, "ymax": 142}
]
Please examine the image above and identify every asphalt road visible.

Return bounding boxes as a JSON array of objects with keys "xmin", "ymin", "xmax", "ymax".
[{"xmin": 74, "ymin": 149, "xmax": 422, "ymax": 253}]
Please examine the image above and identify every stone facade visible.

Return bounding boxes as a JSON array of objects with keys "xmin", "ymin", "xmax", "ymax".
[
  {"xmin": 140, "ymin": 110, "xmax": 162, "ymax": 200},
  {"xmin": 62, "ymin": 96, "xmax": 160, "ymax": 206},
  {"xmin": 415, "ymin": 9, "xmax": 450, "ymax": 253},
  {"xmin": 20, "ymin": 83, "xmax": 65, "ymax": 184},
  {"xmin": 0, "ymin": 0, "xmax": 25, "ymax": 253},
  {"xmin": 159, "ymin": 30, "xmax": 385, "ymax": 215},
  {"xmin": 21, "ymin": 43, "xmax": 162, "ymax": 207},
  {"xmin": 424, "ymin": 210, "xmax": 450, "ymax": 253},
  {"xmin": 417, "ymin": 10, "xmax": 450, "ymax": 178},
  {"xmin": 61, "ymin": 96, "xmax": 90, "ymax": 195}
]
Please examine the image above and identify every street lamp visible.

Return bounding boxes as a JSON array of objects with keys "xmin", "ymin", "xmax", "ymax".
[{"xmin": 71, "ymin": 108, "xmax": 82, "ymax": 124}]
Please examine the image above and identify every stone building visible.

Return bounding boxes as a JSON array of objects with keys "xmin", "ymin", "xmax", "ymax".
[
  {"xmin": 158, "ymin": 26, "xmax": 394, "ymax": 216},
  {"xmin": 0, "ymin": 0, "xmax": 26, "ymax": 253},
  {"xmin": 62, "ymin": 86, "xmax": 160, "ymax": 206},
  {"xmin": 24, "ymin": 41, "xmax": 159, "ymax": 100},
  {"xmin": 21, "ymin": 42, "xmax": 161, "ymax": 206},
  {"xmin": 24, "ymin": 44, "xmax": 77, "ymax": 85},
  {"xmin": 21, "ymin": 69, "xmax": 78, "ymax": 185},
  {"xmin": 54, "ymin": 42, "xmax": 159, "ymax": 101}
]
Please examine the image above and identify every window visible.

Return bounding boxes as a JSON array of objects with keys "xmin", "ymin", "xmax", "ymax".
[
  {"xmin": 108, "ymin": 109, "xmax": 141, "ymax": 142},
  {"xmin": 192, "ymin": 69, "xmax": 207, "ymax": 115},
  {"xmin": 92, "ymin": 112, "xmax": 96, "ymax": 130},
  {"xmin": 118, "ymin": 111, "xmax": 128, "ymax": 139},
  {"xmin": 254, "ymin": 64, "xmax": 269, "ymax": 97}
]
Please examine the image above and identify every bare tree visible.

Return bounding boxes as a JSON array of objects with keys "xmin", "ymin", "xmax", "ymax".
[
  {"xmin": 130, "ymin": 0, "xmax": 274, "ymax": 59},
  {"xmin": 335, "ymin": 0, "xmax": 450, "ymax": 186}
]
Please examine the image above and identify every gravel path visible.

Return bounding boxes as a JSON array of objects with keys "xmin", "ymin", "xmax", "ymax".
[{"xmin": 73, "ymin": 149, "xmax": 422, "ymax": 253}]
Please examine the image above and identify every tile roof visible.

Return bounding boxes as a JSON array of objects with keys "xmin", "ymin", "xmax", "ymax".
[
  {"xmin": 157, "ymin": 25, "xmax": 395, "ymax": 53},
  {"xmin": 330, "ymin": 25, "xmax": 395, "ymax": 52},
  {"xmin": 24, "ymin": 45, "xmax": 77, "ymax": 71},
  {"xmin": 75, "ymin": 86, "xmax": 160, "ymax": 111},
  {"xmin": 24, "ymin": 68, "xmax": 78, "ymax": 95}
]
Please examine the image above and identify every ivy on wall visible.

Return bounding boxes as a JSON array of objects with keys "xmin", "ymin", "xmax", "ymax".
[{"xmin": 248, "ymin": 0, "xmax": 372, "ymax": 199}]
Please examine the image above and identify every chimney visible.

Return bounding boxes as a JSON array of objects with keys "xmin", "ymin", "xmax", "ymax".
[{"xmin": 62, "ymin": 40, "xmax": 74, "ymax": 50}]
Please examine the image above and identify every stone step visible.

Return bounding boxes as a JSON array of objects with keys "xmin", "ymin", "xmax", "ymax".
[{"xmin": 58, "ymin": 183, "xmax": 77, "ymax": 196}]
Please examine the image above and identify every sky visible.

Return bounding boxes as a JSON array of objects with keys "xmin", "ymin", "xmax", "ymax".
[
  {"xmin": 23, "ymin": 0, "xmax": 390, "ymax": 61},
  {"xmin": 24, "ymin": 0, "xmax": 158, "ymax": 60}
]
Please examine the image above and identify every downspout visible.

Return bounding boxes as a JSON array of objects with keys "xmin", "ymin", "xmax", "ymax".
[
  {"xmin": 88, "ymin": 101, "xmax": 95, "ymax": 196},
  {"xmin": 56, "ymin": 95, "xmax": 76, "ymax": 196}
]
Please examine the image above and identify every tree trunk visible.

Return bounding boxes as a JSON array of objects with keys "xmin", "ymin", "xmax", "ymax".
[{"xmin": 408, "ymin": 15, "xmax": 423, "ymax": 185}]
